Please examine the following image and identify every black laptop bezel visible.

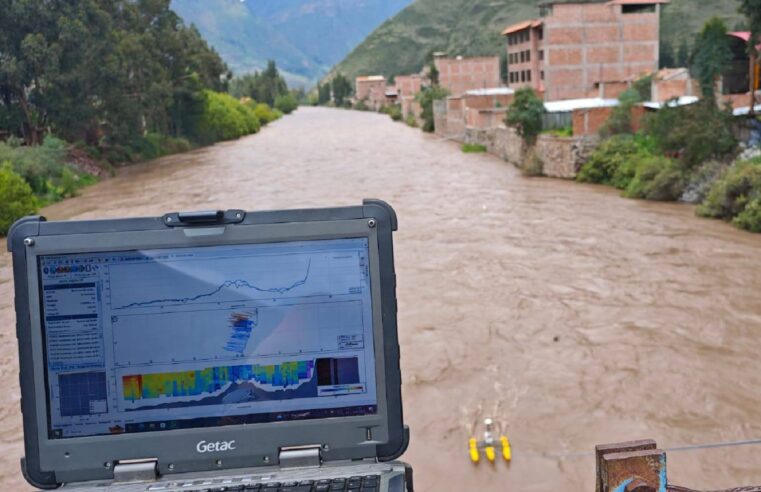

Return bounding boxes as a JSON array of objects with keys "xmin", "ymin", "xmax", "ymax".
[{"xmin": 8, "ymin": 200, "xmax": 407, "ymax": 489}]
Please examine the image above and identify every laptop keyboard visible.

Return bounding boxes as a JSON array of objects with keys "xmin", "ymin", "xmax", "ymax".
[{"xmin": 150, "ymin": 474, "xmax": 381, "ymax": 492}]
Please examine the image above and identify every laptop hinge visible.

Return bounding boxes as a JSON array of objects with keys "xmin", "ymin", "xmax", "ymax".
[
  {"xmin": 113, "ymin": 458, "xmax": 158, "ymax": 483},
  {"xmin": 279, "ymin": 445, "xmax": 322, "ymax": 469}
]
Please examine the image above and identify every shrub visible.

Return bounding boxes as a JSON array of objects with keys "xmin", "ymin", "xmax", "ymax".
[
  {"xmin": 642, "ymin": 101, "xmax": 737, "ymax": 169},
  {"xmin": 733, "ymin": 197, "xmax": 761, "ymax": 232},
  {"xmin": 600, "ymin": 89, "xmax": 641, "ymax": 137},
  {"xmin": 384, "ymin": 104, "xmax": 403, "ymax": 121},
  {"xmin": 406, "ymin": 113, "xmax": 418, "ymax": 128},
  {"xmin": 354, "ymin": 100, "xmax": 371, "ymax": 112},
  {"xmin": 461, "ymin": 143, "xmax": 487, "ymax": 153},
  {"xmin": 623, "ymin": 156, "xmax": 685, "ymax": 201},
  {"xmin": 192, "ymin": 91, "xmax": 261, "ymax": 144},
  {"xmin": 577, "ymin": 135, "xmax": 651, "ymax": 189},
  {"xmin": 274, "ymin": 93, "xmax": 298, "ymax": 114},
  {"xmin": 542, "ymin": 126, "xmax": 573, "ymax": 137},
  {"xmin": 0, "ymin": 136, "xmax": 67, "ymax": 194},
  {"xmin": 417, "ymin": 86, "xmax": 449, "ymax": 133},
  {"xmin": 698, "ymin": 159, "xmax": 761, "ymax": 229},
  {"xmin": 0, "ymin": 162, "xmax": 38, "ymax": 236},
  {"xmin": 250, "ymin": 102, "xmax": 281, "ymax": 125},
  {"xmin": 505, "ymin": 88, "xmax": 544, "ymax": 144}
]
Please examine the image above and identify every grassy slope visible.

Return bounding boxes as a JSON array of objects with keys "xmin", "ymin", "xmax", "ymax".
[{"xmin": 331, "ymin": 0, "xmax": 744, "ymax": 81}]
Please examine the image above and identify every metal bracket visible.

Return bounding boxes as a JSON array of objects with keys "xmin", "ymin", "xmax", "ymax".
[
  {"xmin": 113, "ymin": 458, "xmax": 158, "ymax": 483},
  {"xmin": 279, "ymin": 445, "xmax": 322, "ymax": 469}
]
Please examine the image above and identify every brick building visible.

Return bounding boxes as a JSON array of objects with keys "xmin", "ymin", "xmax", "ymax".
[
  {"xmin": 394, "ymin": 74, "xmax": 423, "ymax": 99},
  {"xmin": 355, "ymin": 75, "xmax": 387, "ymax": 109},
  {"xmin": 504, "ymin": 0, "xmax": 667, "ymax": 101},
  {"xmin": 433, "ymin": 54, "xmax": 502, "ymax": 96}
]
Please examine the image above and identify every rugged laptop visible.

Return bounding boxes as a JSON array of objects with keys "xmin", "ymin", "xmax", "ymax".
[{"xmin": 8, "ymin": 200, "xmax": 411, "ymax": 492}]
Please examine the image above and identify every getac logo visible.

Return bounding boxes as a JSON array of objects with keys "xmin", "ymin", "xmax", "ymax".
[{"xmin": 196, "ymin": 440, "xmax": 236, "ymax": 453}]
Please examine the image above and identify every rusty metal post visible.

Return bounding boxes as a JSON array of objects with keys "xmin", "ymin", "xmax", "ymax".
[
  {"xmin": 595, "ymin": 440, "xmax": 761, "ymax": 492},
  {"xmin": 596, "ymin": 440, "xmax": 658, "ymax": 492}
]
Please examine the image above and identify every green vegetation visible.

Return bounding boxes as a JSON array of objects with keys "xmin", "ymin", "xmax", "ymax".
[
  {"xmin": 542, "ymin": 127, "xmax": 573, "ymax": 138},
  {"xmin": 192, "ymin": 91, "xmax": 261, "ymax": 144},
  {"xmin": 0, "ymin": 137, "xmax": 97, "ymax": 204},
  {"xmin": 698, "ymin": 157, "xmax": 761, "ymax": 232},
  {"xmin": 331, "ymin": 0, "xmax": 742, "ymax": 82},
  {"xmin": 506, "ymin": 88, "xmax": 544, "ymax": 144},
  {"xmin": 579, "ymin": 100, "xmax": 739, "ymax": 202},
  {"xmin": 275, "ymin": 94, "xmax": 299, "ymax": 115},
  {"xmin": 462, "ymin": 143, "xmax": 487, "ymax": 153},
  {"xmin": 600, "ymin": 89, "xmax": 642, "ymax": 137},
  {"xmin": 692, "ymin": 17, "xmax": 732, "ymax": 99},
  {"xmin": 230, "ymin": 61, "xmax": 289, "ymax": 106},
  {"xmin": 0, "ymin": 1, "xmax": 296, "ymax": 234},
  {"xmin": 406, "ymin": 114, "xmax": 418, "ymax": 128},
  {"xmin": 0, "ymin": 162, "xmax": 38, "ymax": 236},
  {"xmin": 331, "ymin": 74, "xmax": 354, "ymax": 107},
  {"xmin": 382, "ymin": 105, "xmax": 403, "ymax": 121},
  {"xmin": 417, "ymin": 86, "xmax": 449, "ymax": 133}
]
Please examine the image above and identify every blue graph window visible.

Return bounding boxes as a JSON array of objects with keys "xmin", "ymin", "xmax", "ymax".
[{"xmin": 58, "ymin": 372, "xmax": 108, "ymax": 417}]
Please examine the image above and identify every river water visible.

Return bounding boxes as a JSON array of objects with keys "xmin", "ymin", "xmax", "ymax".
[{"xmin": 2, "ymin": 107, "xmax": 761, "ymax": 490}]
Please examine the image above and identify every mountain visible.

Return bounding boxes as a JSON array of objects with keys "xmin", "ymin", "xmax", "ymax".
[
  {"xmin": 170, "ymin": 0, "xmax": 413, "ymax": 87},
  {"xmin": 330, "ymin": 0, "xmax": 746, "ymax": 82}
]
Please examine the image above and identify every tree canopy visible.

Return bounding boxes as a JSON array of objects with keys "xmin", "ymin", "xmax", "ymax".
[
  {"xmin": 0, "ymin": 0, "xmax": 231, "ymax": 147},
  {"xmin": 691, "ymin": 17, "xmax": 732, "ymax": 100},
  {"xmin": 230, "ymin": 60, "xmax": 289, "ymax": 107}
]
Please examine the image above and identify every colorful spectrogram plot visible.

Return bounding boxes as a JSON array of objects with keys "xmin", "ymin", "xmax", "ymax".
[{"xmin": 123, "ymin": 360, "xmax": 316, "ymax": 403}]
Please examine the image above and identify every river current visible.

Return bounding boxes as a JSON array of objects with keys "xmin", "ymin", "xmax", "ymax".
[{"xmin": 1, "ymin": 107, "xmax": 761, "ymax": 490}]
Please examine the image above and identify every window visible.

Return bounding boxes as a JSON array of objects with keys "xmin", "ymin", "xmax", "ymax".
[
  {"xmin": 539, "ymin": 50, "xmax": 544, "ymax": 61},
  {"xmin": 527, "ymin": 71, "xmax": 532, "ymax": 82},
  {"xmin": 538, "ymin": 28, "xmax": 544, "ymax": 41},
  {"xmin": 521, "ymin": 71, "xmax": 526, "ymax": 82},
  {"xmin": 622, "ymin": 4, "xmax": 656, "ymax": 14},
  {"xmin": 526, "ymin": 50, "xmax": 531, "ymax": 62},
  {"xmin": 541, "ymin": 71, "xmax": 545, "ymax": 80}
]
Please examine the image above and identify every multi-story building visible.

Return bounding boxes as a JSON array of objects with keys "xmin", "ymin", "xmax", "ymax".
[
  {"xmin": 394, "ymin": 74, "xmax": 423, "ymax": 99},
  {"xmin": 355, "ymin": 75, "xmax": 387, "ymax": 109},
  {"xmin": 433, "ymin": 54, "xmax": 502, "ymax": 96},
  {"xmin": 504, "ymin": 0, "xmax": 667, "ymax": 101}
]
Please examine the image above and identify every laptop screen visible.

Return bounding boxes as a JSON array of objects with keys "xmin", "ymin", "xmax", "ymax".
[{"xmin": 37, "ymin": 238, "xmax": 378, "ymax": 439}]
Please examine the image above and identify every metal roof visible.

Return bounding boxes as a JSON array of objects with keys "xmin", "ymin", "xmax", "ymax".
[
  {"xmin": 464, "ymin": 88, "xmax": 516, "ymax": 96},
  {"xmin": 544, "ymin": 98, "xmax": 619, "ymax": 112}
]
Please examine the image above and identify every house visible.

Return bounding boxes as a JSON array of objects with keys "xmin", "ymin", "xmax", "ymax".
[
  {"xmin": 722, "ymin": 32, "xmax": 761, "ymax": 110},
  {"xmin": 651, "ymin": 68, "xmax": 699, "ymax": 103},
  {"xmin": 503, "ymin": 0, "xmax": 667, "ymax": 101},
  {"xmin": 355, "ymin": 75, "xmax": 387, "ymax": 110},
  {"xmin": 433, "ymin": 54, "xmax": 502, "ymax": 96}
]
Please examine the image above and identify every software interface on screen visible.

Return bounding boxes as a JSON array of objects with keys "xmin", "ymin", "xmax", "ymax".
[{"xmin": 38, "ymin": 238, "xmax": 378, "ymax": 439}]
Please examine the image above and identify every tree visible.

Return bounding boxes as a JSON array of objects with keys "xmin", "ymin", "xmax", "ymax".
[
  {"xmin": 739, "ymin": 0, "xmax": 761, "ymax": 115},
  {"xmin": 660, "ymin": 39, "xmax": 676, "ymax": 68},
  {"xmin": 317, "ymin": 83, "xmax": 331, "ymax": 105},
  {"xmin": 331, "ymin": 73, "xmax": 353, "ymax": 106},
  {"xmin": 691, "ymin": 17, "xmax": 732, "ymax": 100},
  {"xmin": 505, "ymin": 88, "xmax": 545, "ymax": 144},
  {"xmin": 229, "ymin": 61, "xmax": 288, "ymax": 107},
  {"xmin": 600, "ymin": 89, "xmax": 642, "ymax": 137},
  {"xmin": 0, "ymin": 0, "xmax": 230, "ymax": 148},
  {"xmin": 676, "ymin": 41, "xmax": 691, "ymax": 68},
  {"xmin": 416, "ymin": 86, "xmax": 449, "ymax": 132}
]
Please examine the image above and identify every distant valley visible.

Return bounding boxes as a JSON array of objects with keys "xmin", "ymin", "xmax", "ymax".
[{"xmin": 170, "ymin": 0, "xmax": 413, "ymax": 87}]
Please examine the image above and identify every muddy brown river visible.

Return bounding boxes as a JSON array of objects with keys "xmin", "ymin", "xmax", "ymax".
[{"xmin": 2, "ymin": 107, "xmax": 761, "ymax": 490}]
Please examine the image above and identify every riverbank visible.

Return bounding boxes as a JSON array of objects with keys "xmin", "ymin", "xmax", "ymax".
[{"xmin": 3, "ymin": 108, "xmax": 761, "ymax": 490}]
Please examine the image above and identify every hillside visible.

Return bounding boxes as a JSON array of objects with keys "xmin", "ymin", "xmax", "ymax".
[
  {"xmin": 330, "ymin": 0, "xmax": 745, "ymax": 82},
  {"xmin": 170, "ymin": 0, "xmax": 412, "ymax": 87}
]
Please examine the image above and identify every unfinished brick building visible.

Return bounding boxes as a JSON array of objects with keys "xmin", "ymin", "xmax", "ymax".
[
  {"xmin": 504, "ymin": 0, "xmax": 666, "ymax": 101},
  {"xmin": 433, "ymin": 54, "xmax": 502, "ymax": 96},
  {"xmin": 355, "ymin": 75, "xmax": 387, "ymax": 109}
]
